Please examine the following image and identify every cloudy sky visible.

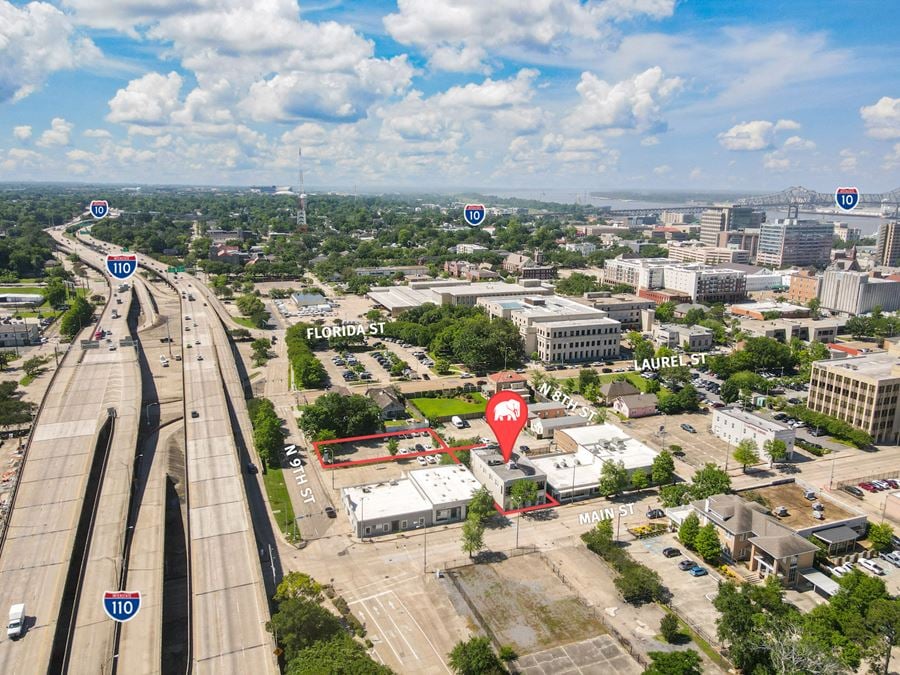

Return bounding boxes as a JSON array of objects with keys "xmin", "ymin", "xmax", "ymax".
[{"xmin": 0, "ymin": 0, "xmax": 898, "ymax": 191}]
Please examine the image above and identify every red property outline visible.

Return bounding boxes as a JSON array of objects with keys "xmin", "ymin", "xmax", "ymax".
[{"xmin": 495, "ymin": 493, "xmax": 560, "ymax": 516}]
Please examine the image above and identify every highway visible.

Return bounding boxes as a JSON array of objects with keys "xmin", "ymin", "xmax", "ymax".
[{"xmin": 0, "ymin": 231, "xmax": 139, "ymax": 674}]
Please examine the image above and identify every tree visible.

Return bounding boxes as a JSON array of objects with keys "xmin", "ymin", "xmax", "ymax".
[
  {"xmin": 387, "ymin": 437, "xmax": 399, "ymax": 456},
  {"xmin": 435, "ymin": 357, "xmax": 450, "ymax": 374},
  {"xmin": 266, "ymin": 597, "xmax": 343, "ymax": 662},
  {"xmin": 467, "ymin": 487, "xmax": 496, "ymax": 523},
  {"xmin": 43, "ymin": 278, "xmax": 68, "ymax": 307},
  {"xmin": 614, "ymin": 563, "xmax": 664, "ymax": 605},
  {"xmin": 651, "ymin": 450, "xmax": 675, "ymax": 485},
  {"xmin": 644, "ymin": 650, "xmax": 702, "ymax": 675},
  {"xmin": 0, "ymin": 352, "xmax": 15, "ymax": 371},
  {"xmin": 654, "ymin": 301, "xmax": 676, "ymax": 323},
  {"xmin": 22, "ymin": 356, "xmax": 46, "ymax": 379},
  {"xmin": 659, "ymin": 613, "xmax": 680, "ymax": 644},
  {"xmin": 598, "ymin": 459, "xmax": 629, "ymax": 498},
  {"xmin": 236, "ymin": 293, "xmax": 269, "ymax": 328},
  {"xmin": 693, "ymin": 523, "xmax": 721, "ymax": 563},
  {"xmin": 629, "ymin": 331, "xmax": 655, "ymax": 364},
  {"xmin": 868, "ymin": 523, "xmax": 895, "ymax": 553},
  {"xmin": 298, "ymin": 393, "xmax": 383, "ymax": 439},
  {"xmin": 461, "ymin": 516, "xmax": 485, "ymax": 559},
  {"xmin": 660, "ymin": 483, "xmax": 691, "ymax": 507},
  {"xmin": 251, "ymin": 338, "xmax": 270, "ymax": 366},
  {"xmin": 578, "ymin": 368, "xmax": 599, "ymax": 393},
  {"xmin": 763, "ymin": 438, "xmax": 788, "ymax": 466},
  {"xmin": 678, "ymin": 512, "xmax": 700, "ymax": 549},
  {"xmin": 509, "ymin": 479, "xmax": 539, "ymax": 509},
  {"xmin": 631, "ymin": 469, "xmax": 649, "ymax": 490},
  {"xmin": 733, "ymin": 439, "xmax": 760, "ymax": 472},
  {"xmin": 866, "ymin": 598, "xmax": 900, "ymax": 675},
  {"xmin": 447, "ymin": 636, "xmax": 505, "ymax": 675},
  {"xmin": 285, "ymin": 634, "xmax": 393, "ymax": 675},
  {"xmin": 59, "ymin": 296, "xmax": 94, "ymax": 339},
  {"xmin": 274, "ymin": 572, "xmax": 323, "ymax": 603},
  {"xmin": 690, "ymin": 463, "xmax": 731, "ymax": 499}
]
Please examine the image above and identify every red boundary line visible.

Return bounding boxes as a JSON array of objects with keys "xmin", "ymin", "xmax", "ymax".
[
  {"xmin": 312, "ymin": 427, "xmax": 462, "ymax": 469},
  {"xmin": 495, "ymin": 493, "xmax": 561, "ymax": 516}
]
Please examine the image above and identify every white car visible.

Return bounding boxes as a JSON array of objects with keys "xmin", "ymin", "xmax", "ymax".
[
  {"xmin": 426, "ymin": 455, "xmax": 437, "ymax": 464},
  {"xmin": 417, "ymin": 456, "xmax": 427, "ymax": 466},
  {"xmin": 859, "ymin": 558, "xmax": 885, "ymax": 575}
]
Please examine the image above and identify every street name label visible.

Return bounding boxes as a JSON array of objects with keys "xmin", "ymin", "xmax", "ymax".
[
  {"xmin": 306, "ymin": 322, "xmax": 385, "ymax": 340},
  {"xmin": 578, "ymin": 504, "xmax": 634, "ymax": 525}
]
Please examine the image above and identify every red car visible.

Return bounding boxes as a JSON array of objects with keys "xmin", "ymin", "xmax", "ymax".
[
  {"xmin": 886, "ymin": 479, "xmax": 899, "ymax": 489},
  {"xmin": 859, "ymin": 482, "xmax": 878, "ymax": 493}
]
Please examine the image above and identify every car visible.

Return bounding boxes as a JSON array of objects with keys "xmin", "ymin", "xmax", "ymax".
[
  {"xmin": 887, "ymin": 479, "xmax": 899, "ymax": 489},
  {"xmin": 662, "ymin": 547, "xmax": 681, "ymax": 558},
  {"xmin": 689, "ymin": 566, "xmax": 708, "ymax": 577},
  {"xmin": 197, "ymin": 354, "xmax": 203, "ymax": 361},
  {"xmin": 830, "ymin": 565, "xmax": 848, "ymax": 578},
  {"xmin": 414, "ymin": 443, "xmax": 425, "ymax": 452},
  {"xmin": 859, "ymin": 558, "xmax": 885, "ymax": 575},
  {"xmin": 324, "ymin": 506, "xmax": 337, "ymax": 518},
  {"xmin": 678, "ymin": 559, "xmax": 696, "ymax": 571},
  {"xmin": 860, "ymin": 482, "xmax": 878, "ymax": 492},
  {"xmin": 426, "ymin": 455, "xmax": 437, "ymax": 464},
  {"xmin": 680, "ymin": 424, "xmax": 697, "ymax": 433},
  {"xmin": 647, "ymin": 509, "xmax": 665, "ymax": 519},
  {"xmin": 879, "ymin": 552, "xmax": 900, "ymax": 567},
  {"xmin": 422, "ymin": 373, "xmax": 430, "ymax": 380},
  {"xmin": 191, "ymin": 410, "xmax": 199, "ymax": 418},
  {"xmin": 519, "ymin": 445, "xmax": 530, "ymax": 452},
  {"xmin": 842, "ymin": 485, "xmax": 865, "ymax": 498},
  {"xmin": 194, "ymin": 340, "xmax": 200, "ymax": 345},
  {"xmin": 417, "ymin": 456, "xmax": 427, "ymax": 466},
  {"xmin": 246, "ymin": 462, "xmax": 258, "ymax": 474}
]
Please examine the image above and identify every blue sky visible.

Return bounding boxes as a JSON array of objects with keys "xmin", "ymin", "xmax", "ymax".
[{"xmin": 0, "ymin": 0, "xmax": 898, "ymax": 191}]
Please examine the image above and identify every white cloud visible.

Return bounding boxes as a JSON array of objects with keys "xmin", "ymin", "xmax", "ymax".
[
  {"xmin": 13, "ymin": 126, "xmax": 32, "ymax": 141},
  {"xmin": 688, "ymin": 167, "xmax": 702, "ymax": 180},
  {"xmin": 36, "ymin": 118, "xmax": 74, "ymax": 147},
  {"xmin": 882, "ymin": 143, "xmax": 900, "ymax": 170},
  {"xmin": 763, "ymin": 151, "xmax": 791, "ymax": 172},
  {"xmin": 839, "ymin": 148, "xmax": 858, "ymax": 172},
  {"xmin": 107, "ymin": 71, "xmax": 183, "ymax": 125},
  {"xmin": 565, "ymin": 67, "xmax": 682, "ymax": 133},
  {"xmin": 860, "ymin": 97, "xmax": 900, "ymax": 139},
  {"xmin": 717, "ymin": 119, "xmax": 799, "ymax": 151},
  {"xmin": 782, "ymin": 135, "xmax": 815, "ymax": 150},
  {"xmin": 0, "ymin": 1, "xmax": 102, "ymax": 102},
  {"xmin": 83, "ymin": 128, "xmax": 112, "ymax": 138},
  {"xmin": 384, "ymin": 0, "xmax": 675, "ymax": 72},
  {"xmin": 652, "ymin": 164, "xmax": 671, "ymax": 175},
  {"xmin": 641, "ymin": 136, "xmax": 660, "ymax": 146}
]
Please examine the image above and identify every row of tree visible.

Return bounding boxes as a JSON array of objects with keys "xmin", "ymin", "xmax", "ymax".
[
  {"xmin": 59, "ymin": 296, "xmax": 95, "ymax": 339},
  {"xmin": 297, "ymin": 392, "xmax": 383, "ymax": 441},
  {"xmin": 286, "ymin": 324, "xmax": 327, "ymax": 389},
  {"xmin": 247, "ymin": 397, "xmax": 284, "ymax": 467}
]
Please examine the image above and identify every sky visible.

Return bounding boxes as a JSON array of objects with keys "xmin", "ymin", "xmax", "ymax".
[{"xmin": 0, "ymin": 0, "xmax": 898, "ymax": 191}]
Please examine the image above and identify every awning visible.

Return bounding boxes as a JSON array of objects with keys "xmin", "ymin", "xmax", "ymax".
[
  {"xmin": 800, "ymin": 568, "xmax": 840, "ymax": 596},
  {"xmin": 812, "ymin": 525, "xmax": 859, "ymax": 545}
]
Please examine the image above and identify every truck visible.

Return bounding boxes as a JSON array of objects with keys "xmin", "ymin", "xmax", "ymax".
[
  {"xmin": 111, "ymin": 309, "xmax": 119, "ymax": 319},
  {"xmin": 7, "ymin": 603, "xmax": 24, "ymax": 639},
  {"xmin": 159, "ymin": 355, "xmax": 169, "ymax": 367}
]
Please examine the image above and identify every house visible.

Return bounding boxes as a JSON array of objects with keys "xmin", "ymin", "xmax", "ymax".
[
  {"xmin": 598, "ymin": 380, "xmax": 640, "ymax": 404},
  {"xmin": 484, "ymin": 371, "xmax": 529, "ymax": 397},
  {"xmin": 366, "ymin": 387, "xmax": 405, "ymax": 420},
  {"xmin": 530, "ymin": 414, "xmax": 590, "ymax": 439},
  {"xmin": 612, "ymin": 393, "xmax": 658, "ymax": 418},
  {"xmin": 527, "ymin": 401, "xmax": 567, "ymax": 420}
]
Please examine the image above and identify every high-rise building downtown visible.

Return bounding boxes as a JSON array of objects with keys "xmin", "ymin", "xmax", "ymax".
[
  {"xmin": 756, "ymin": 216, "xmax": 833, "ymax": 268},
  {"xmin": 875, "ymin": 220, "xmax": 900, "ymax": 267},
  {"xmin": 699, "ymin": 205, "xmax": 764, "ymax": 248}
]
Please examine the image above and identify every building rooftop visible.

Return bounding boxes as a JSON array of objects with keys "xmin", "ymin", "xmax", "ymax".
[
  {"xmin": 741, "ymin": 483, "xmax": 863, "ymax": 532},
  {"xmin": 616, "ymin": 393, "xmax": 658, "ymax": 408},
  {"xmin": 438, "ymin": 281, "xmax": 547, "ymax": 298},
  {"xmin": 731, "ymin": 301, "xmax": 809, "ymax": 314},
  {"xmin": 488, "ymin": 370, "xmax": 528, "ymax": 384},
  {"xmin": 408, "ymin": 465, "xmax": 481, "ymax": 507},
  {"xmin": 813, "ymin": 352, "xmax": 900, "ymax": 381},
  {"xmin": 472, "ymin": 448, "xmax": 544, "ymax": 482},
  {"xmin": 343, "ymin": 479, "xmax": 431, "ymax": 522},
  {"xmin": 557, "ymin": 424, "xmax": 658, "ymax": 471},
  {"xmin": 533, "ymin": 415, "xmax": 590, "ymax": 431},
  {"xmin": 367, "ymin": 286, "xmax": 434, "ymax": 312},
  {"xmin": 715, "ymin": 407, "xmax": 791, "ymax": 435},
  {"xmin": 528, "ymin": 401, "xmax": 566, "ymax": 414}
]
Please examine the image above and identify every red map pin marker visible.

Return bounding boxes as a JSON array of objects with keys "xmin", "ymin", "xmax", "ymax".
[{"xmin": 485, "ymin": 390, "xmax": 529, "ymax": 462}]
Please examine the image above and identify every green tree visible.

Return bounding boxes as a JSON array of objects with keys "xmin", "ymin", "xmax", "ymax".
[
  {"xmin": 467, "ymin": 487, "xmax": 496, "ymax": 523},
  {"xmin": 447, "ymin": 636, "xmax": 505, "ymax": 675},
  {"xmin": 654, "ymin": 301, "xmax": 676, "ymax": 323},
  {"xmin": 266, "ymin": 597, "xmax": 343, "ymax": 663},
  {"xmin": 509, "ymin": 479, "xmax": 539, "ymax": 509},
  {"xmin": 461, "ymin": 516, "xmax": 485, "ymax": 559},
  {"xmin": 387, "ymin": 437, "xmax": 399, "ymax": 456},
  {"xmin": 678, "ymin": 512, "xmax": 700, "ymax": 549},
  {"xmin": 435, "ymin": 357, "xmax": 450, "ymax": 374},
  {"xmin": 659, "ymin": 613, "xmax": 681, "ymax": 644},
  {"xmin": 651, "ymin": 450, "xmax": 675, "ymax": 485},
  {"xmin": 22, "ymin": 356, "xmax": 46, "ymax": 379},
  {"xmin": 578, "ymin": 368, "xmax": 600, "ymax": 393},
  {"xmin": 236, "ymin": 293, "xmax": 269, "ymax": 327},
  {"xmin": 274, "ymin": 572, "xmax": 323, "ymax": 603},
  {"xmin": 763, "ymin": 438, "xmax": 788, "ymax": 466},
  {"xmin": 298, "ymin": 393, "xmax": 383, "ymax": 439},
  {"xmin": 733, "ymin": 439, "xmax": 760, "ymax": 472},
  {"xmin": 285, "ymin": 634, "xmax": 393, "ymax": 675},
  {"xmin": 251, "ymin": 338, "xmax": 270, "ymax": 366},
  {"xmin": 614, "ymin": 563, "xmax": 664, "ymax": 605},
  {"xmin": 690, "ymin": 463, "xmax": 731, "ymax": 499},
  {"xmin": 59, "ymin": 295, "xmax": 94, "ymax": 339},
  {"xmin": 660, "ymin": 484, "xmax": 691, "ymax": 507},
  {"xmin": 598, "ymin": 459, "xmax": 629, "ymax": 498},
  {"xmin": 42, "ymin": 278, "xmax": 68, "ymax": 307},
  {"xmin": 0, "ymin": 352, "xmax": 15, "ymax": 371},
  {"xmin": 643, "ymin": 650, "xmax": 702, "ymax": 675},
  {"xmin": 866, "ymin": 598, "xmax": 900, "ymax": 675},
  {"xmin": 629, "ymin": 331, "xmax": 655, "ymax": 364},
  {"xmin": 868, "ymin": 523, "xmax": 895, "ymax": 553},
  {"xmin": 631, "ymin": 469, "xmax": 649, "ymax": 490},
  {"xmin": 693, "ymin": 523, "xmax": 721, "ymax": 563}
]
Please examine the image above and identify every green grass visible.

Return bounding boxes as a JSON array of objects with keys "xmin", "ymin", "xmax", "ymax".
[
  {"xmin": 659, "ymin": 606, "xmax": 731, "ymax": 671},
  {"xmin": 232, "ymin": 316, "xmax": 259, "ymax": 329},
  {"xmin": 410, "ymin": 394, "xmax": 487, "ymax": 419},
  {"xmin": 262, "ymin": 465, "xmax": 299, "ymax": 541},
  {"xmin": 598, "ymin": 371, "xmax": 651, "ymax": 392},
  {"xmin": 0, "ymin": 286, "xmax": 43, "ymax": 295},
  {"xmin": 19, "ymin": 374, "xmax": 35, "ymax": 386}
]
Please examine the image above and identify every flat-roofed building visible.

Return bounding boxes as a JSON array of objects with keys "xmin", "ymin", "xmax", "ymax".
[
  {"xmin": 875, "ymin": 221, "xmax": 900, "ymax": 267},
  {"xmin": 712, "ymin": 407, "xmax": 795, "ymax": 461},
  {"xmin": 470, "ymin": 448, "xmax": 547, "ymax": 510},
  {"xmin": 820, "ymin": 270, "xmax": 900, "ymax": 315},
  {"xmin": 0, "ymin": 323, "xmax": 39, "ymax": 347},
  {"xmin": 757, "ymin": 218, "xmax": 833, "ymax": 268},
  {"xmin": 367, "ymin": 280, "xmax": 551, "ymax": 315},
  {"xmin": 478, "ymin": 294, "xmax": 621, "ymax": 364},
  {"xmin": 530, "ymin": 414, "xmax": 591, "ymax": 439},
  {"xmin": 602, "ymin": 256, "xmax": 670, "ymax": 289},
  {"xmin": 664, "ymin": 264, "xmax": 747, "ymax": 303},
  {"xmin": 652, "ymin": 323, "xmax": 714, "ymax": 351},
  {"xmin": 563, "ymin": 242, "xmax": 596, "ymax": 255},
  {"xmin": 699, "ymin": 205, "xmax": 764, "ymax": 248},
  {"xmin": 342, "ymin": 465, "xmax": 481, "ymax": 537},
  {"xmin": 807, "ymin": 353, "xmax": 900, "ymax": 444},
  {"xmin": 739, "ymin": 318, "xmax": 843, "ymax": 344},
  {"xmin": 668, "ymin": 242, "xmax": 750, "ymax": 265},
  {"xmin": 730, "ymin": 301, "xmax": 811, "ymax": 320},
  {"xmin": 787, "ymin": 270, "xmax": 822, "ymax": 304},
  {"xmin": 0, "ymin": 293, "xmax": 43, "ymax": 308},
  {"xmin": 354, "ymin": 265, "xmax": 429, "ymax": 278},
  {"xmin": 577, "ymin": 293, "xmax": 656, "ymax": 330}
]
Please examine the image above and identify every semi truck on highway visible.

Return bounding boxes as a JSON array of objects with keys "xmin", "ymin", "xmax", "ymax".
[{"xmin": 7, "ymin": 603, "xmax": 24, "ymax": 639}]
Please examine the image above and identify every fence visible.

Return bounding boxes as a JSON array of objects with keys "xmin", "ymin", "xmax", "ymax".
[
  {"xmin": 835, "ymin": 470, "xmax": 900, "ymax": 489},
  {"xmin": 441, "ymin": 545, "xmax": 538, "ymax": 572}
]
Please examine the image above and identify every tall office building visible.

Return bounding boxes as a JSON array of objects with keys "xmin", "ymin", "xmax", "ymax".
[
  {"xmin": 699, "ymin": 205, "xmax": 764, "ymax": 248},
  {"xmin": 875, "ymin": 221, "xmax": 900, "ymax": 267},
  {"xmin": 820, "ymin": 270, "xmax": 900, "ymax": 315},
  {"xmin": 756, "ymin": 218, "xmax": 833, "ymax": 268}
]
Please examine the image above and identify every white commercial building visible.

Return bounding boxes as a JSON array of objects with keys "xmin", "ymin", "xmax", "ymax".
[
  {"xmin": 367, "ymin": 279, "xmax": 551, "ymax": 315},
  {"xmin": 819, "ymin": 270, "xmax": 900, "ymax": 316},
  {"xmin": 663, "ymin": 264, "xmax": 747, "ymax": 303},
  {"xmin": 478, "ymin": 294, "xmax": 621, "ymax": 363},
  {"xmin": 711, "ymin": 408, "xmax": 795, "ymax": 462},
  {"xmin": 602, "ymin": 256, "xmax": 670, "ymax": 289},
  {"xmin": 470, "ymin": 448, "xmax": 547, "ymax": 510},
  {"xmin": 652, "ymin": 323, "xmax": 714, "ymax": 351},
  {"xmin": 342, "ymin": 465, "xmax": 481, "ymax": 537},
  {"xmin": 540, "ymin": 424, "xmax": 659, "ymax": 501},
  {"xmin": 563, "ymin": 242, "xmax": 597, "ymax": 255}
]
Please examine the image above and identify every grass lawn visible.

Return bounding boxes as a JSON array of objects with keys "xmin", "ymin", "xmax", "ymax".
[
  {"xmin": 660, "ymin": 606, "xmax": 731, "ymax": 671},
  {"xmin": 262, "ymin": 465, "xmax": 299, "ymax": 541},
  {"xmin": 232, "ymin": 316, "xmax": 259, "ymax": 329},
  {"xmin": 19, "ymin": 374, "xmax": 35, "ymax": 386},
  {"xmin": 598, "ymin": 371, "xmax": 651, "ymax": 392},
  {"xmin": 410, "ymin": 393, "xmax": 486, "ymax": 419},
  {"xmin": 0, "ymin": 286, "xmax": 44, "ymax": 295}
]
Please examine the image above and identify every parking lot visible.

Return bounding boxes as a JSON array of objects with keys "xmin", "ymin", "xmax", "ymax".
[
  {"xmin": 316, "ymin": 430, "xmax": 443, "ymax": 464},
  {"xmin": 623, "ymin": 411, "xmax": 729, "ymax": 470}
]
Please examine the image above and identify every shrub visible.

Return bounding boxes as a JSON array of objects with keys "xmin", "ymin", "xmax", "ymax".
[{"xmin": 660, "ymin": 613, "xmax": 680, "ymax": 643}]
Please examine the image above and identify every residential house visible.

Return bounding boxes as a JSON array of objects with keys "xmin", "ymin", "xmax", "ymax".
[{"xmin": 613, "ymin": 393, "xmax": 658, "ymax": 418}]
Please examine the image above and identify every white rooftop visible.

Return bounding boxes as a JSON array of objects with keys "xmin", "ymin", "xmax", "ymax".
[
  {"xmin": 557, "ymin": 424, "xmax": 658, "ymax": 471},
  {"xmin": 714, "ymin": 407, "xmax": 791, "ymax": 434},
  {"xmin": 343, "ymin": 479, "xmax": 431, "ymax": 521},
  {"xmin": 408, "ymin": 465, "xmax": 481, "ymax": 507}
]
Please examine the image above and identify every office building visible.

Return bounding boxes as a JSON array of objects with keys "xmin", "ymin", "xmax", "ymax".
[
  {"xmin": 819, "ymin": 270, "xmax": 900, "ymax": 315},
  {"xmin": 875, "ymin": 221, "xmax": 900, "ymax": 267},
  {"xmin": 652, "ymin": 323, "xmax": 714, "ymax": 351},
  {"xmin": 563, "ymin": 242, "xmax": 596, "ymax": 256},
  {"xmin": 443, "ymin": 261, "xmax": 498, "ymax": 281},
  {"xmin": 668, "ymin": 242, "xmax": 750, "ymax": 265},
  {"xmin": 455, "ymin": 243, "xmax": 488, "ymax": 255},
  {"xmin": 807, "ymin": 352, "xmax": 900, "ymax": 444},
  {"xmin": 470, "ymin": 448, "xmax": 546, "ymax": 510},
  {"xmin": 787, "ymin": 270, "xmax": 822, "ymax": 304},
  {"xmin": 342, "ymin": 465, "xmax": 482, "ymax": 537},
  {"xmin": 577, "ymin": 293, "xmax": 655, "ymax": 330},
  {"xmin": 367, "ymin": 279, "xmax": 551, "ymax": 315},
  {"xmin": 744, "ymin": 268, "xmax": 793, "ymax": 292},
  {"xmin": 834, "ymin": 223, "xmax": 861, "ymax": 244},
  {"xmin": 503, "ymin": 251, "xmax": 556, "ymax": 280},
  {"xmin": 478, "ymin": 295, "xmax": 621, "ymax": 363},
  {"xmin": 354, "ymin": 265, "xmax": 429, "ymax": 278},
  {"xmin": 602, "ymin": 256, "xmax": 670, "ymax": 289},
  {"xmin": 699, "ymin": 206, "xmax": 764, "ymax": 248},
  {"xmin": 663, "ymin": 265, "xmax": 747, "ymax": 304},
  {"xmin": 0, "ymin": 323, "xmax": 40, "ymax": 347},
  {"xmin": 711, "ymin": 408, "xmax": 795, "ymax": 461},
  {"xmin": 756, "ymin": 218, "xmax": 833, "ymax": 268},
  {"xmin": 730, "ymin": 301, "xmax": 810, "ymax": 320},
  {"xmin": 738, "ymin": 318, "xmax": 843, "ymax": 344}
]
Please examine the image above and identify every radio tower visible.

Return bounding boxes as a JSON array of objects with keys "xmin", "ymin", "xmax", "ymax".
[{"xmin": 296, "ymin": 146, "xmax": 308, "ymax": 231}]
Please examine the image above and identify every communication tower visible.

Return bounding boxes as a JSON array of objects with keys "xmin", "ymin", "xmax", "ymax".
[{"xmin": 297, "ymin": 146, "xmax": 307, "ymax": 230}]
